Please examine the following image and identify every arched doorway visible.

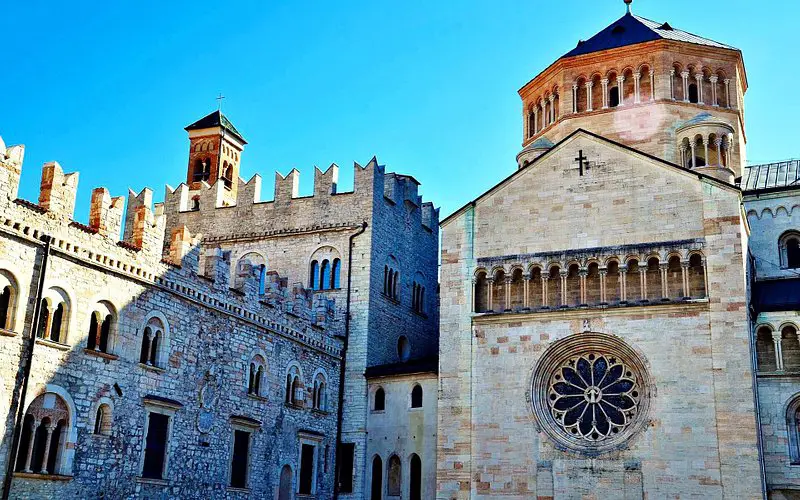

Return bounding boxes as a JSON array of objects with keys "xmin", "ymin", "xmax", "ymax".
[
  {"xmin": 371, "ymin": 455, "xmax": 383, "ymax": 500},
  {"xmin": 410, "ymin": 454, "xmax": 422, "ymax": 500},
  {"xmin": 278, "ymin": 464, "xmax": 293, "ymax": 500}
]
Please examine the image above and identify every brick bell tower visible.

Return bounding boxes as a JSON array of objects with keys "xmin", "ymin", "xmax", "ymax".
[{"xmin": 185, "ymin": 110, "xmax": 247, "ymax": 206}]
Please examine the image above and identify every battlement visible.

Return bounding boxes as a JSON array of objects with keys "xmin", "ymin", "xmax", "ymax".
[
  {"xmin": 0, "ymin": 137, "xmax": 24, "ymax": 203},
  {"xmin": 165, "ymin": 156, "xmax": 439, "ymax": 241}
]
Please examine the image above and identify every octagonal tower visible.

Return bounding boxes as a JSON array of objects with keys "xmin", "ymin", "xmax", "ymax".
[{"xmin": 517, "ymin": 3, "xmax": 747, "ymax": 183}]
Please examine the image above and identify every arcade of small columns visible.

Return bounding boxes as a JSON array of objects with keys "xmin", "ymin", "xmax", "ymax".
[
  {"xmin": 756, "ymin": 323, "xmax": 800, "ymax": 373},
  {"xmin": 474, "ymin": 251, "xmax": 706, "ymax": 313},
  {"xmin": 678, "ymin": 128, "xmax": 735, "ymax": 170},
  {"xmin": 524, "ymin": 64, "xmax": 736, "ymax": 140}
]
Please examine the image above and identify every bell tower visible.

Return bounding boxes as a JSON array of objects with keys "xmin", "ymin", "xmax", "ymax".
[{"xmin": 185, "ymin": 110, "xmax": 247, "ymax": 206}]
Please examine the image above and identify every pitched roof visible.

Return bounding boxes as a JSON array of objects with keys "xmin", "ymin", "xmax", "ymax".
[
  {"xmin": 185, "ymin": 110, "xmax": 247, "ymax": 144},
  {"xmin": 563, "ymin": 12, "xmax": 735, "ymax": 59},
  {"xmin": 742, "ymin": 160, "xmax": 800, "ymax": 193},
  {"xmin": 440, "ymin": 128, "xmax": 738, "ymax": 227}
]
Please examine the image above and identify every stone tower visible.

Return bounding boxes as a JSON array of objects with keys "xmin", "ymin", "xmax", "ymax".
[
  {"xmin": 516, "ymin": 2, "xmax": 747, "ymax": 184},
  {"xmin": 184, "ymin": 110, "xmax": 246, "ymax": 206}
]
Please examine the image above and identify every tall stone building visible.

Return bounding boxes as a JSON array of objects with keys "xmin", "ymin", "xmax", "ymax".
[
  {"xmin": 437, "ymin": 3, "xmax": 766, "ymax": 499},
  {"xmin": 0, "ymin": 108, "xmax": 439, "ymax": 498}
]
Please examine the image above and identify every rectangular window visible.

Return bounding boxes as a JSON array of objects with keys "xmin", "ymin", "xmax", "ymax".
[
  {"xmin": 299, "ymin": 443, "xmax": 316, "ymax": 494},
  {"xmin": 142, "ymin": 413, "xmax": 170, "ymax": 479},
  {"xmin": 338, "ymin": 443, "xmax": 355, "ymax": 493},
  {"xmin": 230, "ymin": 430, "xmax": 251, "ymax": 488}
]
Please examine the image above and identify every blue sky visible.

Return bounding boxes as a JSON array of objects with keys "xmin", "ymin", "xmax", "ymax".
[{"xmin": 2, "ymin": 0, "xmax": 796, "ymax": 222}]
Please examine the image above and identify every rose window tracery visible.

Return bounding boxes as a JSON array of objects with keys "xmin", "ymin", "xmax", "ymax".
[
  {"xmin": 548, "ymin": 353, "xmax": 640, "ymax": 442},
  {"xmin": 531, "ymin": 333, "xmax": 651, "ymax": 454}
]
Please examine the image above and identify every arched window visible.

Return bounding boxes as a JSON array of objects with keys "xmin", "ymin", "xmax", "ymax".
[
  {"xmin": 15, "ymin": 392, "xmax": 71, "ymax": 476},
  {"xmin": 783, "ymin": 325, "xmax": 800, "ymax": 371},
  {"xmin": 529, "ymin": 267, "xmax": 543, "ymax": 309},
  {"xmin": 547, "ymin": 266, "xmax": 561, "ymax": 308},
  {"xmin": 233, "ymin": 253, "xmax": 267, "ymax": 293},
  {"xmin": 492, "ymin": 269, "xmax": 506, "ymax": 312},
  {"xmin": 609, "ymin": 86, "xmax": 620, "ymax": 107},
  {"xmin": 646, "ymin": 257, "xmax": 662, "ymax": 302},
  {"xmin": 286, "ymin": 364, "xmax": 303, "ymax": 407},
  {"xmin": 193, "ymin": 158, "xmax": 211, "ymax": 183},
  {"xmin": 371, "ymin": 456, "xmax": 383, "ymax": 500},
  {"xmin": 780, "ymin": 232, "xmax": 800, "ymax": 269},
  {"xmin": 310, "ymin": 261, "xmax": 320, "ymax": 290},
  {"xmin": 248, "ymin": 355, "xmax": 266, "ymax": 397},
  {"xmin": 38, "ymin": 288, "xmax": 69, "ymax": 343},
  {"xmin": 410, "ymin": 454, "xmax": 422, "ymax": 500},
  {"xmin": 688, "ymin": 83, "xmax": 699, "ymax": 103},
  {"xmin": 566, "ymin": 264, "xmax": 581, "ymax": 307},
  {"xmin": 510, "ymin": 269, "xmax": 524, "ymax": 311},
  {"xmin": 667, "ymin": 256, "xmax": 684, "ymax": 299},
  {"xmin": 575, "ymin": 77, "xmax": 588, "ymax": 113},
  {"xmin": 397, "ymin": 335, "xmax": 411, "ymax": 362},
  {"xmin": 222, "ymin": 162, "xmax": 233, "ymax": 189},
  {"xmin": 0, "ymin": 271, "xmax": 18, "ymax": 331},
  {"xmin": 87, "ymin": 303, "xmax": 114, "ymax": 354},
  {"xmin": 374, "ymin": 387, "xmax": 386, "ymax": 411},
  {"xmin": 411, "ymin": 384, "xmax": 423, "ymax": 408},
  {"xmin": 474, "ymin": 271, "xmax": 488, "ymax": 312},
  {"xmin": 139, "ymin": 316, "xmax": 167, "ymax": 368},
  {"xmin": 320, "ymin": 260, "xmax": 331, "ymax": 290},
  {"xmin": 93, "ymin": 402, "xmax": 112, "ymax": 436},
  {"xmin": 387, "ymin": 455, "xmax": 401, "ymax": 496},
  {"xmin": 688, "ymin": 254, "xmax": 706, "ymax": 298},
  {"xmin": 756, "ymin": 326, "xmax": 777, "ymax": 372},
  {"xmin": 312, "ymin": 372, "xmax": 327, "ymax": 411},
  {"xmin": 625, "ymin": 259, "xmax": 641, "ymax": 302},
  {"xmin": 331, "ymin": 259, "xmax": 341, "ymax": 288},
  {"xmin": 787, "ymin": 396, "xmax": 800, "ymax": 464},
  {"xmin": 606, "ymin": 261, "xmax": 621, "ymax": 304},
  {"xmin": 586, "ymin": 262, "xmax": 601, "ymax": 305}
]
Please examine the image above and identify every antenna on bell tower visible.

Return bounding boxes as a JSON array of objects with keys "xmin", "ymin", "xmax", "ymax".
[
  {"xmin": 216, "ymin": 93, "xmax": 225, "ymax": 111},
  {"xmin": 624, "ymin": 0, "xmax": 633, "ymax": 14}
]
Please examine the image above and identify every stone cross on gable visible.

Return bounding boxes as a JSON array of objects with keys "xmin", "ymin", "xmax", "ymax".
[{"xmin": 573, "ymin": 150, "xmax": 591, "ymax": 176}]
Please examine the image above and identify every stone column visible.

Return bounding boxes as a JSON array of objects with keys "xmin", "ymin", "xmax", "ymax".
[
  {"xmin": 579, "ymin": 270, "xmax": 588, "ymax": 305},
  {"xmin": 695, "ymin": 73, "xmax": 704, "ymax": 104},
  {"xmin": 540, "ymin": 101, "xmax": 547, "ymax": 129},
  {"xmin": 690, "ymin": 141, "xmax": 697, "ymax": 169},
  {"xmin": 23, "ymin": 420, "xmax": 39, "ymax": 473},
  {"xmin": 572, "ymin": 84, "xmax": 578, "ymax": 113},
  {"xmin": 549, "ymin": 94, "xmax": 556, "ymax": 123},
  {"xmin": 634, "ymin": 72, "xmax": 641, "ymax": 104},
  {"xmin": 599, "ymin": 269, "xmax": 607, "ymax": 304},
  {"xmin": 523, "ymin": 273, "xmax": 530, "ymax": 309},
  {"xmin": 714, "ymin": 137, "xmax": 724, "ymax": 166},
  {"xmin": 39, "ymin": 422, "xmax": 57, "ymax": 474},
  {"xmin": 541, "ymin": 276, "xmax": 548, "ymax": 308},
  {"xmin": 532, "ymin": 108, "xmax": 538, "ymax": 135},
  {"xmin": 710, "ymin": 76, "xmax": 719, "ymax": 106},
  {"xmin": 703, "ymin": 137, "xmax": 710, "ymax": 166},
  {"xmin": 601, "ymin": 79, "xmax": 609, "ymax": 109},
  {"xmin": 617, "ymin": 75, "xmax": 626, "ymax": 106},
  {"xmin": 681, "ymin": 262, "xmax": 689, "ymax": 298},
  {"xmin": 504, "ymin": 276, "xmax": 512, "ymax": 312},
  {"xmin": 639, "ymin": 268, "xmax": 647, "ymax": 301},
  {"xmin": 524, "ymin": 110, "xmax": 530, "ymax": 139},
  {"xmin": 660, "ymin": 263, "xmax": 669, "ymax": 300},
  {"xmin": 650, "ymin": 71, "xmax": 655, "ymax": 101},
  {"xmin": 680, "ymin": 145, "xmax": 688, "ymax": 168},
  {"xmin": 586, "ymin": 81, "xmax": 593, "ymax": 112},
  {"xmin": 560, "ymin": 271, "xmax": 568, "ymax": 307},
  {"xmin": 43, "ymin": 305, "xmax": 54, "ymax": 341},
  {"xmin": 620, "ymin": 269, "xmax": 628, "ymax": 302},
  {"xmin": 146, "ymin": 328, "xmax": 155, "ymax": 365},
  {"xmin": 681, "ymin": 71, "xmax": 690, "ymax": 102},
  {"xmin": 724, "ymin": 79, "xmax": 732, "ymax": 108},
  {"xmin": 670, "ymin": 69, "xmax": 676, "ymax": 100},
  {"xmin": 773, "ymin": 331, "xmax": 785, "ymax": 372},
  {"xmin": 487, "ymin": 278, "xmax": 494, "ymax": 312},
  {"xmin": 93, "ymin": 312, "xmax": 103, "ymax": 351}
]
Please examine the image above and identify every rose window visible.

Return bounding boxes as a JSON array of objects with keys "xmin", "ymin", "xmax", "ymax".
[
  {"xmin": 548, "ymin": 353, "xmax": 640, "ymax": 442},
  {"xmin": 531, "ymin": 333, "xmax": 650, "ymax": 454}
]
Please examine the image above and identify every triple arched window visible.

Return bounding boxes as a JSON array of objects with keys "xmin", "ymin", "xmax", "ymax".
[
  {"xmin": 383, "ymin": 263, "xmax": 400, "ymax": 300},
  {"xmin": 411, "ymin": 281, "xmax": 426, "ymax": 314},
  {"xmin": 309, "ymin": 247, "xmax": 342, "ymax": 290},
  {"xmin": 15, "ymin": 391, "xmax": 72, "ymax": 476}
]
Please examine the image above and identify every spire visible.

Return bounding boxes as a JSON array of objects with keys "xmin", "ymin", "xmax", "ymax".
[{"xmin": 624, "ymin": 0, "xmax": 632, "ymax": 14}]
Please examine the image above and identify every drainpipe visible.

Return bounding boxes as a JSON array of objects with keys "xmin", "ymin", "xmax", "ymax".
[
  {"xmin": 746, "ymin": 250, "xmax": 768, "ymax": 499},
  {"xmin": 334, "ymin": 221, "xmax": 367, "ymax": 499},
  {"xmin": 2, "ymin": 234, "xmax": 51, "ymax": 500}
]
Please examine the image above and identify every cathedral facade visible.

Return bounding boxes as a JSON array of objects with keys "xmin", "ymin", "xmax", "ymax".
[{"xmin": 437, "ymin": 5, "xmax": 798, "ymax": 500}]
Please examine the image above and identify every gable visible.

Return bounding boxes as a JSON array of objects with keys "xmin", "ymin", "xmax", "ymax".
[{"xmin": 469, "ymin": 132, "xmax": 732, "ymax": 257}]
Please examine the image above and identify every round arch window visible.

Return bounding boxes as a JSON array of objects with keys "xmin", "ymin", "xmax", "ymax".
[
  {"xmin": 531, "ymin": 333, "xmax": 651, "ymax": 455},
  {"xmin": 397, "ymin": 336, "xmax": 411, "ymax": 362}
]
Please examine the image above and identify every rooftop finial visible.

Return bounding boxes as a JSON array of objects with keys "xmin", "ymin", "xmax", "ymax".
[{"xmin": 624, "ymin": 0, "xmax": 632, "ymax": 14}]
